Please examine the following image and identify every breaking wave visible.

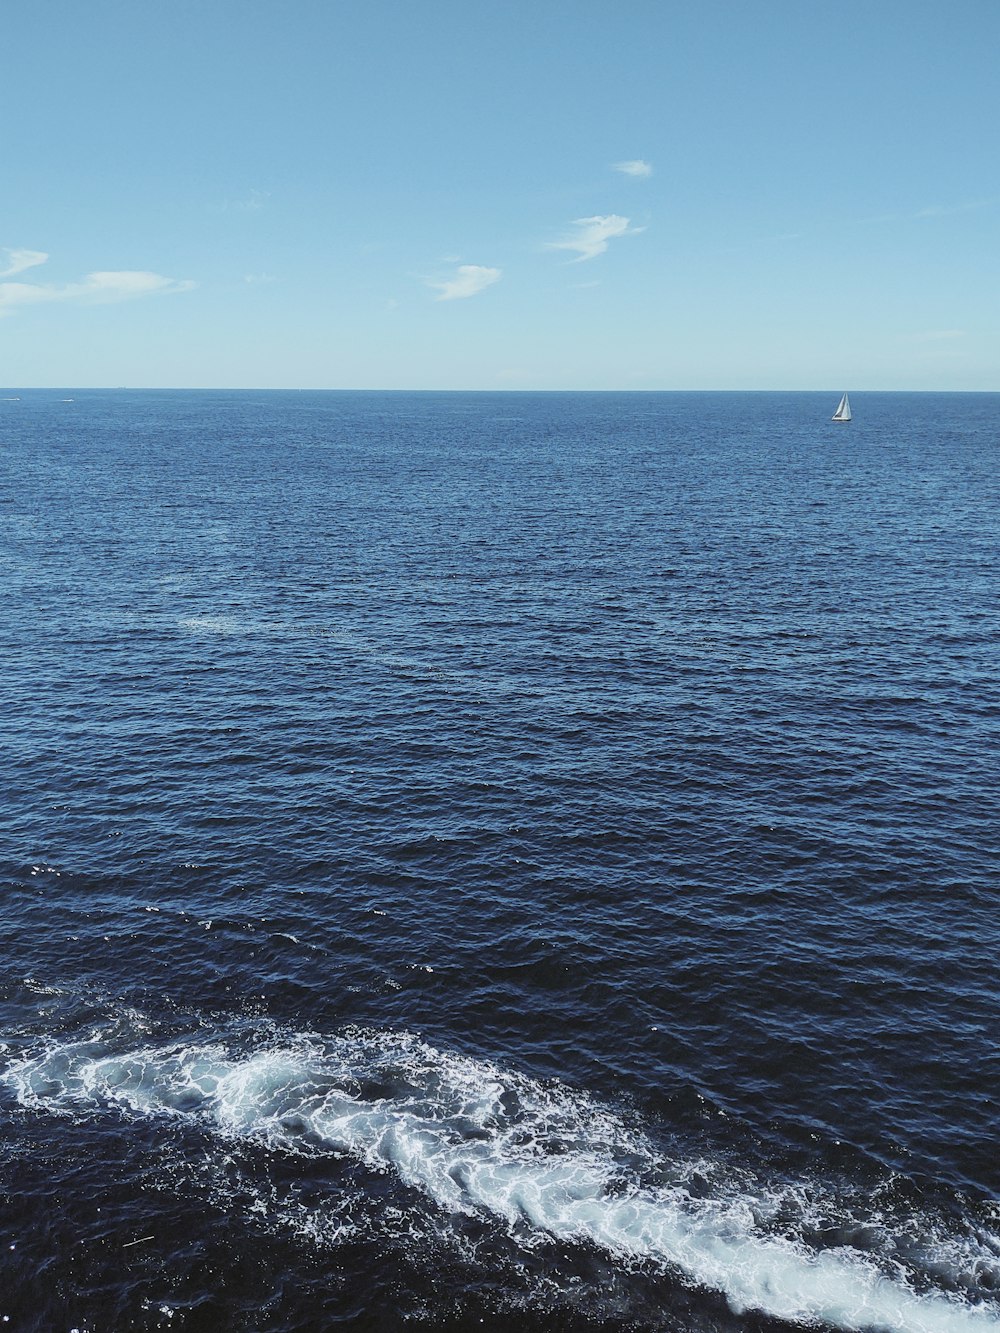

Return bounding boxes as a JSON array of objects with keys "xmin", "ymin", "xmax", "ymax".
[{"xmin": 6, "ymin": 1024, "xmax": 1000, "ymax": 1332}]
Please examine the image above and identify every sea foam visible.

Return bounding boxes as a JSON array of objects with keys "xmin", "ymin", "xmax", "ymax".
[{"xmin": 6, "ymin": 1025, "xmax": 999, "ymax": 1333}]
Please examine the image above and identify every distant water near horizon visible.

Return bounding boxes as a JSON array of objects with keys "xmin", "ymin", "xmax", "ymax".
[{"xmin": 2, "ymin": 390, "xmax": 998, "ymax": 1332}]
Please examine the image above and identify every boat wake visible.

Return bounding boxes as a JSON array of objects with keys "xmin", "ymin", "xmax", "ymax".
[{"xmin": 5, "ymin": 1024, "xmax": 1000, "ymax": 1332}]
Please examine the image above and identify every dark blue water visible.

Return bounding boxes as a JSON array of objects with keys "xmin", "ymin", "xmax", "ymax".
[{"xmin": 2, "ymin": 390, "xmax": 998, "ymax": 1332}]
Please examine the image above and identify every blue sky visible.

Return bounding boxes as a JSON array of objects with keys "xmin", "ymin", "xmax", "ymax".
[{"xmin": 3, "ymin": 0, "xmax": 998, "ymax": 389}]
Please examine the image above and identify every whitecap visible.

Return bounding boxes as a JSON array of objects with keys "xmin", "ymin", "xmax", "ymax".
[
  {"xmin": 5, "ymin": 1026, "xmax": 999, "ymax": 1333},
  {"xmin": 177, "ymin": 616, "xmax": 242, "ymax": 635}
]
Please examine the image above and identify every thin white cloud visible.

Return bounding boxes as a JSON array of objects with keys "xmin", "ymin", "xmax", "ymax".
[
  {"xmin": 0, "ymin": 247, "xmax": 49, "ymax": 278},
  {"xmin": 548, "ymin": 214, "xmax": 643, "ymax": 262},
  {"xmin": 857, "ymin": 200, "xmax": 992, "ymax": 226},
  {"xmin": 915, "ymin": 200, "xmax": 989, "ymax": 219},
  {"xmin": 613, "ymin": 159, "xmax": 652, "ymax": 178},
  {"xmin": 0, "ymin": 260, "xmax": 196, "ymax": 316},
  {"xmin": 428, "ymin": 264, "xmax": 501, "ymax": 301},
  {"xmin": 235, "ymin": 189, "xmax": 270, "ymax": 213},
  {"xmin": 244, "ymin": 272, "xmax": 276, "ymax": 285},
  {"xmin": 907, "ymin": 329, "xmax": 966, "ymax": 341},
  {"xmin": 209, "ymin": 189, "xmax": 271, "ymax": 215}
]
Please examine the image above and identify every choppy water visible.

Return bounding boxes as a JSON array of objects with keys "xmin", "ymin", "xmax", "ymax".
[{"xmin": 1, "ymin": 390, "xmax": 998, "ymax": 1332}]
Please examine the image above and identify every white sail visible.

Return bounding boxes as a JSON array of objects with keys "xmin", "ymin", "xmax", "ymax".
[{"xmin": 832, "ymin": 392, "xmax": 851, "ymax": 422}]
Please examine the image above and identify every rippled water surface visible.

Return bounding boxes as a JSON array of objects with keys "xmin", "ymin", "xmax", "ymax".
[{"xmin": 1, "ymin": 390, "xmax": 998, "ymax": 1332}]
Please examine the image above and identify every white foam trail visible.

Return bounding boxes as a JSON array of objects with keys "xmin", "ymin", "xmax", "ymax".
[
  {"xmin": 6, "ymin": 1028, "xmax": 999, "ymax": 1332},
  {"xmin": 177, "ymin": 615, "xmax": 242, "ymax": 635}
]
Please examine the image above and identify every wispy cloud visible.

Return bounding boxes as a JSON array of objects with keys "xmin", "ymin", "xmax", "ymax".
[
  {"xmin": 857, "ymin": 199, "xmax": 992, "ymax": 226},
  {"xmin": 915, "ymin": 200, "xmax": 989, "ymax": 219},
  {"xmin": 428, "ymin": 264, "xmax": 502, "ymax": 301},
  {"xmin": 210, "ymin": 189, "xmax": 271, "ymax": 215},
  {"xmin": 235, "ymin": 189, "xmax": 270, "ymax": 213},
  {"xmin": 244, "ymin": 272, "xmax": 276, "ymax": 285},
  {"xmin": 548, "ymin": 214, "xmax": 643, "ymax": 262},
  {"xmin": 0, "ymin": 256, "xmax": 196, "ymax": 316},
  {"xmin": 0, "ymin": 247, "xmax": 49, "ymax": 278},
  {"xmin": 613, "ymin": 159, "xmax": 652, "ymax": 178}
]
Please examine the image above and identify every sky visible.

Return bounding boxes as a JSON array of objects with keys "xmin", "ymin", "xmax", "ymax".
[{"xmin": 2, "ymin": 0, "xmax": 998, "ymax": 390}]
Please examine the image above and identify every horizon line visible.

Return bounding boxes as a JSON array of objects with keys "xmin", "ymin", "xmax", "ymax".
[{"xmin": 3, "ymin": 385, "xmax": 999, "ymax": 395}]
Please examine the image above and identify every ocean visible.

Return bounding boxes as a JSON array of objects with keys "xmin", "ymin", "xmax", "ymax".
[{"xmin": 1, "ymin": 389, "xmax": 998, "ymax": 1332}]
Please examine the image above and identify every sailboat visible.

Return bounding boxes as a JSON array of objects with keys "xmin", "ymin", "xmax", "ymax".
[{"xmin": 832, "ymin": 392, "xmax": 852, "ymax": 422}]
